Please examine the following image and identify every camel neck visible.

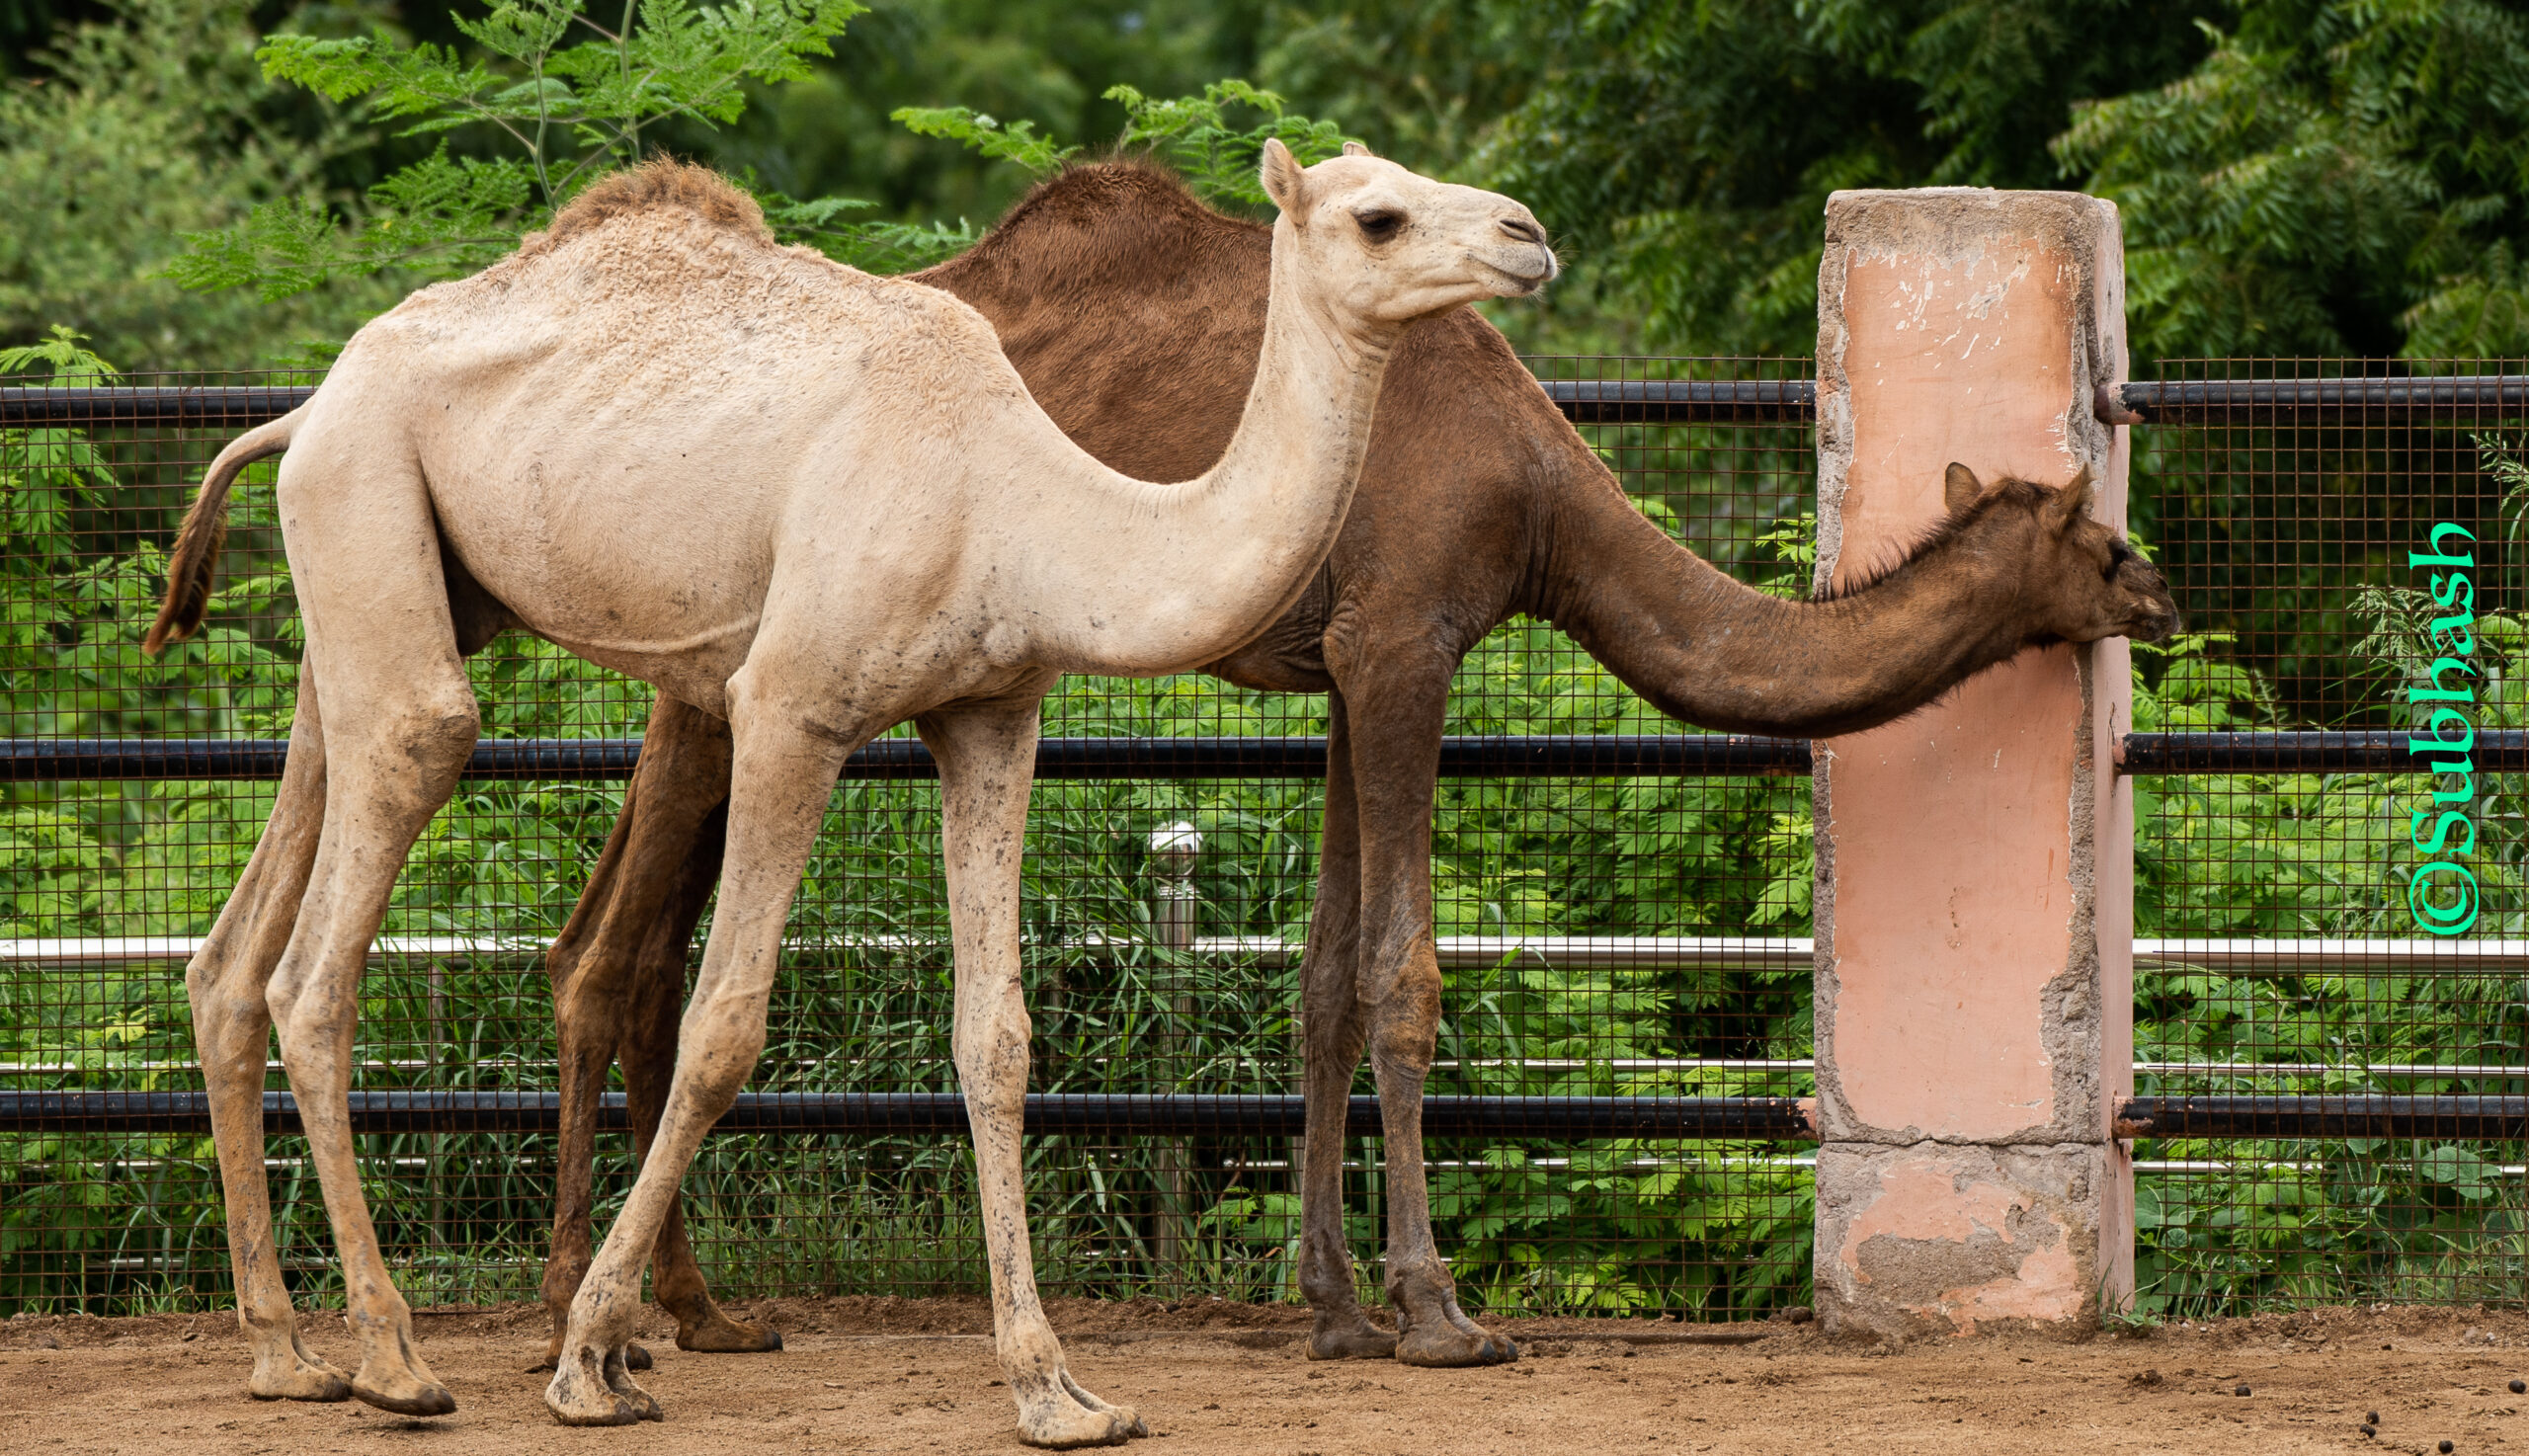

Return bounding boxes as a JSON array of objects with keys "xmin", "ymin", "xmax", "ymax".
[
  {"xmin": 1533, "ymin": 476, "xmax": 2040, "ymax": 739},
  {"xmin": 1046, "ymin": 226, "xmax": 1399, "ymax": 677}
]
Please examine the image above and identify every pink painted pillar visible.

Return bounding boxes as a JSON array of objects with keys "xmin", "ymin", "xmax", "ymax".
[{"xmin": 1808, "ymin": 189, "xmax": 2135, "ymax": 1337}]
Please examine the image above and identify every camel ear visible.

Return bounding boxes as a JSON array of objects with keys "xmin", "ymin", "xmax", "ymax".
[
  {"xmin": 2046, "ymin": 463, "xmax": 2097, "ymax": 528},
  {"xmin": 1261, "ymin": 137, "xmax": 1310, "ymax": 224},
  {"xmin": 1342, "ymin": 140, "xmax": 1374, "ymax": 157},
  {"xmin": 1942, "ymin": 462, "xmax": 1983, "ymax": 516}
]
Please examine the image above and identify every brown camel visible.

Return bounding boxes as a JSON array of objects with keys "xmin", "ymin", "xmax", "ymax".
[
  {"xmin": 528, "ymin": 164, "xmax": 2180, "ymax": 1372},
  {"xmin": 147, "ymin": 149, "xmax": 1556, "ymax": 1444}
]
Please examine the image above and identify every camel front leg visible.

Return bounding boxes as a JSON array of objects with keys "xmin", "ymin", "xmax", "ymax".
[
  {"xmin": 1341, "ymin": 656, "xmax": 1515, "ymax": 1367},
  {"xmin": 190, "ymin": 685, "xmax": 353, "ymax": 1401},
  {"xmin": 544, "ymin": 695, "xmax": 845, "ymax": 1427},
  {"xmin": 1293, "ymin": 687, "xmax": 1395, "ymax": 1359},
  {"xmin": 537, "ymin": 694, "xmax": 751, "ymax": 1371},
  {"xmin": 923, "ymin": 699, "xmax": 1145, "ymax": 1449}
]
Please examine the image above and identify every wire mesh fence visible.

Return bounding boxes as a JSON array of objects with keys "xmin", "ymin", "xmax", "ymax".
[
  {"xmin": 0, "ymin": 357, "xmax": 1821, "ymax": 1321},
  {"xmin": 2128, "ymin": 357, "xmax": 2529, "ymax": 1314},
  {"xmin": 4, "ymin": 355, "xmax": 2524, "ymax": 1324}
]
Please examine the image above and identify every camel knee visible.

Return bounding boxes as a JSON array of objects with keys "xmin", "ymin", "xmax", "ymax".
[
  {"xmin": 188, "ymin": 959, "xmax": 274, "ymax": 1062},
  {"xmin": 369, "ymin": 690, "xmax": 480, "ymax": 796},
  {"xmin": 953, "ymin": 1008, "xmax": 1031, "ymax": 1120},
  {"xmin": 669, "ymin": 1006, "xmax": 768, "ymax": 1122},
  {"xmin": 1364, "ymin": 983, "xmax": 1440, "ymax": 1078}
]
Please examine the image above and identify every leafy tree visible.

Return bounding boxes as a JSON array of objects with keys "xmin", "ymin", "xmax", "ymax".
[
  {"xmin": 2057, "ymin": 0, "xmax": 2529, "ymax": 359},
  {"xmin": 898, "ymin": 77, "xmax": 1356, "ymax": 213},
  {"xmin": 0, "ymin": 0, "xmax": 391, "ymax": 370},
  {"xmin": 166, "ymin": 0, "xmax": 940, "ymax": 300}
]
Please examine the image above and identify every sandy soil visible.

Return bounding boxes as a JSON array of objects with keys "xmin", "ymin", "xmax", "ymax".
[{"xmin": 8, "ymin": 1298, "xmax": 2529, "ymax": 1455}]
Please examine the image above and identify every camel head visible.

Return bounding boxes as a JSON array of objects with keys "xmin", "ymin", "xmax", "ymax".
[
  {"xmin": 1258, "ymin": 137, "xmax": 1558, "ymax": 326},
  {"xmin": 1943, "ymin": 462, "xmax": 2180, "ymax": 645}
]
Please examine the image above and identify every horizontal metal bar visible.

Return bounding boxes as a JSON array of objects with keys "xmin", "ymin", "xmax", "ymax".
[
  {"xmin": 2099, "ymin": 375, "xmax": 2529, "ymax": 425},
  {"xmin": 2121, "ymin": 730, "xmax": 2529, "ymax": 774},
  {"xmin": 15, "ymin": 730, "xmax": 2523, "ymax": 783},
  {"xmin": 10, "ymin": 933, "xmax": 2526, "ymax": 977},
  {"xmin": 1537, "ymin": 378, "xmax": 1815, "ymax": 424},
  {"xmin": 0, "ymin": 733, "xmax": 1813, "ymax": 782},
  {"xmin": 0, "ymin": 382, "xmax": 1826, "ymax": 432},
  {"xmin": 0, "ymin": 384, "xmax": 316, "ymax": 428},
  {"xmin": 17, "ymin": 1090, "xmax": 2529, "ymax": 1142},
  {"xmin": 0, "ymin": 1090, "xmax": 1820, "ymax": 1139},
  {"xmin": 2117, "ymin": 1095, "xmax": 2529, "ymax": 1140},
  {"xmin": 18, "ymin": 376, "xmax": 2520, "ymax": 436}
]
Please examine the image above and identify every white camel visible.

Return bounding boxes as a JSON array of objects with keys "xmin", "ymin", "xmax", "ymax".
[{"xmin": 142, "ymin": 143, "xmax": 1553, "ymax": 1445}]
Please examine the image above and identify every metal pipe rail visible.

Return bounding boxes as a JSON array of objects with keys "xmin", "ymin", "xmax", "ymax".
[
  {"xmin": 2096, "ymin": 375, "xmax": 2529, "ymax": 426},
  {"xmin": 12, "ymin": 730, "xmax": 2524, "ymax": 782},
  {"xmin": 13, "ymin": 376, "xmax": 2529, "ymax": 432},
  {"xmin": 0, "ymin": 1090, "xmax": 1821, "ymax": 1140},
  {"xmin": 0, "ymin": 734, "xmax": 1812, "ymax": 782},
  {"xmin": 9, "ymin": 1090, "xmax": 2528, "ymax": 1142}
]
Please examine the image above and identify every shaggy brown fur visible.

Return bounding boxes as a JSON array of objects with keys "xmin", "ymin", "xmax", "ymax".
[{"xmin": 530, "ymin": 157, "xmax": 774, "ymax": 253}]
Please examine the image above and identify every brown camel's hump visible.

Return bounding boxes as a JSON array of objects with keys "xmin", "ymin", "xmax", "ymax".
[
  {"xmin": 924, "ymin": 159, "xmax": 1267, "ymax": 300},
  {"xmin": 523, "ymin": 157, "xmax": 775, "ymax": 257}
]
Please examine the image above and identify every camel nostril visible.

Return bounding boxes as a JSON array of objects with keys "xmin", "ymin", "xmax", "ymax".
[{"xmin": 1499, "ymin": 216, "xmax": 1544, "ymax": 246}]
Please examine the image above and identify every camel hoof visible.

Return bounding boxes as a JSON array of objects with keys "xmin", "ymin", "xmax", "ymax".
[
  {"xmin": 1015, "ymin": 1408, "xmax": 1135, "ymax": 1449},
  {"xmin": 248, "ymin": 1365, "xmax": 354, "ymax": 1403},
  {"xmin": 546, "ymin": 1344, "xmax": 658, "ymax": 1426},
  {"xmin": 1395, "ymin": 1324, "xmax": 1517, "ymax": 1368},
  {"xmin": 626, "ymin": 1341, "xmax": 654, "ymax": 1371},
  {"xmin": 1307, "ymin": 1318, "xmax": 1400, "ymax": 1361},
  {"xmin": 351, "ymin": 1376, "xmax": 457, "ymax": 1417},
  {"xmin": 674, "ymin": 1316, "xmax": 782, "ymax": 1354},
  {"xmin": 548, "ymin": 1393, "xmax": 647, "ymax": 1428}
]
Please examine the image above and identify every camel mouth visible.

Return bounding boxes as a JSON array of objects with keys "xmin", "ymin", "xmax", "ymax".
[{"xmin": 1476, "ymin": 255, "xmax": 1555, "ymax": 295}]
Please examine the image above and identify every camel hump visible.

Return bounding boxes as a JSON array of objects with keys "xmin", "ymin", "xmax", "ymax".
[{"xmin": 530, "ymin": 158, "xmax": 773, "ymax": 254}]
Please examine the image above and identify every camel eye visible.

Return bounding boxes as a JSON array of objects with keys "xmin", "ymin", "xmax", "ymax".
[
  {"xmin": 2104, "ymin": 540, "xmax": 2133, "ymax": 581},
  {"xmin": 1354, "ymin": 209, "xmax": 1404, "ymax": 243}
]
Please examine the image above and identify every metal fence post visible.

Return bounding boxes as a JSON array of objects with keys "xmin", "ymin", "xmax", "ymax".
[
  {"xmin": 1809, "ymin": 188, "xmax": 2136, "ymax": 1337},
  {"xmin": 1147, "ymin": 822, "xmax": 1200, "ymax": 1280}
]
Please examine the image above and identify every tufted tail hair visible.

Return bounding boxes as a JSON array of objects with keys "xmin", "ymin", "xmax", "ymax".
[{"xmin": 142, "ymin": 404, "xmax": 307, "ymax": 656}]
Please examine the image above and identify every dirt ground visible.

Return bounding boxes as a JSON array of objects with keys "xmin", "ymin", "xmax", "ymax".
[{"xmin": 9, "ymin": 1299, "xmax": 2529, "ymax": 1455}]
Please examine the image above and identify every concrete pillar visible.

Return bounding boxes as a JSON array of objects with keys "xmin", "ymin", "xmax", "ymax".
[{"xmin": 1808, "ymin": 189, "xmax": 2135, "ymax": 1339}]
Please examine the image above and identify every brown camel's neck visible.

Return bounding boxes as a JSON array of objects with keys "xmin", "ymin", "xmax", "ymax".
[{"xmin": 1529, "ymin": 469, "xmax": 2044, "ymax": 740}]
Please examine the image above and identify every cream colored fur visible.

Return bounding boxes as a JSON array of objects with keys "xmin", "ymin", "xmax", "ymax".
[{"xmin": 157, "ymin": 141, "xmax": 1552, "ymax": 1447}]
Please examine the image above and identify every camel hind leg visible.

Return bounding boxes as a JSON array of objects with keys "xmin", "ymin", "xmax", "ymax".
[
  {"xmin": 258, "ymin": 440, "xmax": 484, "ymax": 1416},
  {"xmin": 189, "ymin": 683, "xmax": 353, "ymax": 1401}
]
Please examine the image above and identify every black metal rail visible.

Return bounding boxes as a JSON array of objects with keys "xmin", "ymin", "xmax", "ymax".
[
  {"xmin": 10, "ymin": 1090, "xmax": 2527, "ymax": 1141},
  {"xmin": 14, "ymin": 377, "xmax": 2527, "ymax": 433},
  {"xmin": 2119, "ymin": 730, "xmax": 2529, "ymax": 775},
  {"xmin": 11, "ymin": 731, "xmax": 2516, "ymax": 782},
  {"xmin": 4, "ymin": 382, "xmax": 1831, "ymax": 430},
  {"xmin": 2118, "ymin": 1096, "xmax": 2529, "ymax": 1141},
  {"xmin": 0, "ymin": 1090, "xmax": 1820, "ymax": 1140},
  {"xmin": 1, "ymin": 734, "xmax": 1815, "ymax": 782},
  {"xmin": 2098, "ymin": 375, "xmax": 2529, "ymax": 426}
]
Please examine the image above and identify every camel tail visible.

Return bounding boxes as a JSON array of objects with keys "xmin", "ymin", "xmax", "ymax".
[{"xmin": 142, "ymin": 405, "xmax": 308, "ymax": 657}]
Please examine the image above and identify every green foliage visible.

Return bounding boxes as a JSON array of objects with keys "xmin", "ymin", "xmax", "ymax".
[
  {"xmin": 891, "ymin": 106, "xmax": 1080, "ymax": 175},
  {"xmin": 1103, "ymin": 80, "xmax": 1357, "ymax": 214},
  {"xmin": 168, "ymin": 0, "xmax": 878, "ymax": 298},
  {"xmin": 2057, "ymin": 0, "xmax": 2529, "ymax": 359},
  {"xmin": 0, "ymin": 0, "xmax": 389, "ymax": 369},
  {"xmin": 894, "ymin": 79, "xmax": 1359, "ymax": 217}
]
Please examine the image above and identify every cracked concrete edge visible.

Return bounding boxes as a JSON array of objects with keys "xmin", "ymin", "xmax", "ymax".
[
  {"xmin": 1809, "ymin": 186, "xmax": 2131, "ymax": 1151},
  {"xmin": 1812, "ymin": 1141, "xmax": 2116, "ymax": 1341}
]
